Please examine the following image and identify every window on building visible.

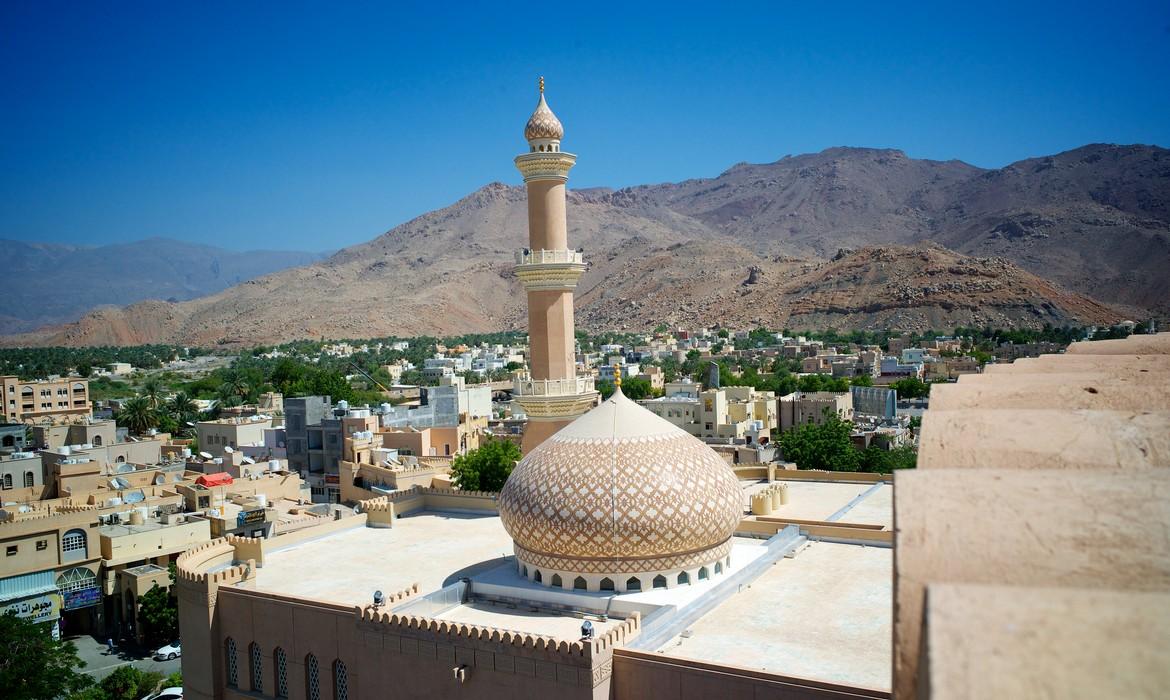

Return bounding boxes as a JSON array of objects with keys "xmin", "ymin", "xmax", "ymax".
[
  {"xmin": 62, "ymin": 529, "xmax": 87, "ymax": 561},
  {"xmin": 626, "ymin": 576, "xmax": 641, "ymax": 591},
  {"xmin": 6, "ymin": 545, "xmax": 16, "ymax": 556},
  {"xmin": 2, "ymin": 474, "xmax": 11, "ymax": 489},
  {"xmin": 93, "ymin": 435, "xmax": 102, "ymax": 446},
  {"xmin": 274, "ymin": 648, "xmax": 288, "ymax": 698},
  {"xmin": 305, "ymin": 654, "xmax": 320, "ymax": 700},
  {"xmin": 225, "ymin": 638, "xmax": 238, "ymax": 687},
  {"xmin": 250, "ymin": 642, "xmax": 263, "ymax": 692},
  {"xmin": 653, "ymin": 575, "xmax": 667, "ymax": 589},
  {"xmin": 333, "ymin": 660, "xmax": 348, "ymax": 700},
  {"xmin": 36, "ymin": 539, "xmax": 48, "ymax": 551},
  {"xmin": 23, "ymin": 471, "xmax": 33, "ymax": 488}
]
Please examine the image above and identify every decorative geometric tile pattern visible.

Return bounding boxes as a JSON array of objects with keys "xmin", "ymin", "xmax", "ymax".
[
  {"xmin": 525, "ymin": 94, "xmax": 564, "ymax": 141},
  {"xmin": 499, "ymin": 395, "xmax": 743, "ymax": 578}
]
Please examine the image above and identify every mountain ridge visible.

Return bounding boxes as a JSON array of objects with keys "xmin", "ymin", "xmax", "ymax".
[{"xmin": 3, "ymin": 143, "xmax": 1165, "ymax": 348}]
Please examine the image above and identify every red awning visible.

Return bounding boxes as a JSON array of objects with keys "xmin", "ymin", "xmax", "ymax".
[{"xmin": 196, "ymin": 472, "xmax": 233, "ymax": 487}]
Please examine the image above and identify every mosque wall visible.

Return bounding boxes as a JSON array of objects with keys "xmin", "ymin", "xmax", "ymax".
[{"xmin": 610, "ymin": 648, "xmax": 890, "ymax": 699}]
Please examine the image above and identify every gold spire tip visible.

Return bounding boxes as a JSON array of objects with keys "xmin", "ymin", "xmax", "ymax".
[
  {"xmin": 539, "ymin": 76, "xmax": 545, "ymax": 94},
  {"xmin": 613, "ymin": 375, "xmax": 622, "ymax": 388}
]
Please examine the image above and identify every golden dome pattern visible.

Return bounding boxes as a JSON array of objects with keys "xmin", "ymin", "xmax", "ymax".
[
  {"xmin": 498, "ymin": 390, "xmax": 743, "ymax": 578},
  {"xmin": 524, "ymin": 92, "xmax": 564, "ymax": 142}
]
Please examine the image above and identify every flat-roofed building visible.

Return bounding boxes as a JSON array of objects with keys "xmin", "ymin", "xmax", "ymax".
[
  {"xmin": 778, "ymin": 391, "xmax": 854, "ymax": 432},
  {"xmin": 1, "ymin": 375, "xmax": 90, "ymax": 424}
]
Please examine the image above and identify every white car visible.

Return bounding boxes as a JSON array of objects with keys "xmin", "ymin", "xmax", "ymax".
[
  {"xmin": 153, "ymin": 640, "xmax": 181, "ymax": 661},
  {"xmin": 140, "ymin": 688, "xmax": 183, "ymax": 700}
]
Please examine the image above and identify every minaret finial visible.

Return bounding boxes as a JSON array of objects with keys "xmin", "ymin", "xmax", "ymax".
[{"xmin": 539, "ymin": 76, "xmax": 545, "ymax": 94}]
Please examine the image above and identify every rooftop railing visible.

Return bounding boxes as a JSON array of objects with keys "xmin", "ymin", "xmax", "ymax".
[
  {"xmin": 513, "ymin": 374, "xmax": 595, "ymax": 397},
  {"xmin": 514, "ymin": 248, "xmax": 584, "ymax": 266}
]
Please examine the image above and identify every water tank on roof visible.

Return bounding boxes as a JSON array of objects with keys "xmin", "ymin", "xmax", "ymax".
[
  {"xmin": 380, "ymin": 403, "xmax": 392, "ymax": 413},
  {"xmin": 268, "ymin": 460, "xmax": 280, "ymax": 472},
  {"xmin": 256, "ymin": 494, "xmax": 268, "ymax": 507},
  {"xmin": 337, "ymin": 400, "xmax": 349, "ymax": 411},
  {"xmin": 108, "ymin": 497, "xmax": 123, "ymax": 507},
  {"xmin": 60, "ymin": 446, "xmax": 71, "ymax": 456}
]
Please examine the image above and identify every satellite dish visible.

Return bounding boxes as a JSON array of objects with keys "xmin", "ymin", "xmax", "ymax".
[
  {"xmin": 199, "ymin": 451, "xmax": 214, "ymax": 460},
  {"xmin": 154, "ymin": 475, "xmax": 165, "ymax": 485},
  {"xmin": 224, "ymin": 445, "xmax": 234, "ymax": 454}
]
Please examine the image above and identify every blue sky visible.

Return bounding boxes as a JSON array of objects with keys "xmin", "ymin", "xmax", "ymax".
[{"xmin": 2, "ymin": 1, "xmax": 1168, "ymax": 252}]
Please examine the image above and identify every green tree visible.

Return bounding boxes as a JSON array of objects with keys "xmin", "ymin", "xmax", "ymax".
[
  {"xmin": 0, "ymin": 611, "xmax": 93, "ymax": 700},
  {"xmin": 140, "ymin": 377, "xmax": 164, "ymax": 409},
  {"xmin": 76, "ymin": 361, "xmax": 93, "ymax": 378},
  {"xmin": 597, "ymin": 380, "xmax": 615, "ymax": 400},
  {"xmin": 777, "ymin": 413, "xmax": 861, "ymax": 472},
  {"xmin": 618, "ymin": 376, "xmax": 653, "ymax": 400},
  {"xmin": 890, "ymin": 377, "xmax": 930, "ymax": 399},
  {"xmin": 99, "ymin": 666, "xmax": 163, "ymax": 700},
  {"xmin": 166, "ymin": 392, "xmax": 198, "ymax": 432},
  {"xmin": 450, "ymin": 438, "xmax": 522, "ymax": 492},
  {"xmin": 850, "ymin": 375, "xmax": 874, "ymax": 387},
  {"xmin": 137, "ymin": 583, "xmax": 178, "ymax": 647},
  {"xmin": 118, "ymin": 396, "xmax": 159, "ymax": 435}
]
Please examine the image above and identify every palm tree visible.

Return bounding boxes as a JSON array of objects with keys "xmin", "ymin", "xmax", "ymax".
[
  {"xmin": 141, "ymin": 377, "xmax": 164, "ymax": 409},
  {"xmin": 118, "ymin": 396, "xmax": 158, "ymax": 435},
  {"xmin": 167, "ymin": 392, "xmax": 198, "ymax": 434}
]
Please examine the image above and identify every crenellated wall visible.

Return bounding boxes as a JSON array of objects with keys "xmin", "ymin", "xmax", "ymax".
[{"xmin": 358, "ymin": 486, "xmax": 498, "ymax": 527}]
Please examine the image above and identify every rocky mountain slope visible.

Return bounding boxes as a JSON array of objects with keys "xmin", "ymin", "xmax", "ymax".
[
  {"xmin": 0, "ymin": 238, "xmax": 326, "ymax": 334},
  {"xmin": 4, "ymin": 144, "xmax": 1164, "ymax": 348}
]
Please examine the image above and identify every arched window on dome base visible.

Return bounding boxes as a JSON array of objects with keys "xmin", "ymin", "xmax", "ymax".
[
  {"xmin": 677, "ymin": 572, "xmax": 689, "ymax": 585},
  {"xmin": 652, "ymin": 575, "xmax": 667, "ymax": 589},
  {"xmin": 534, "ymin": 570, "xmax": 542, "ymax": 584},
  {"xmin": 626, "ymin": 577, "xmax": 641, "ymax": 591},
  {"xmin": 715, "ymin": 562, "xmax": 723, "ymax": 575},
  {"xmin": 699, "ymin": 567, "xmax": 709, "ymax": 580},
  {"xmin": 551, "ymin": 574, "xmax": 563, "ymax": 588},
  {"xmin": 573, "ymin": 576, "xmax": 587, "ymax": 590},
  {"xmin": 600, "ymin": 577, "xmax": 614, "ymax": 591}
]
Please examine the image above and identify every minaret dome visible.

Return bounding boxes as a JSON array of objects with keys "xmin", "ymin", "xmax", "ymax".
[{"xmin": 524, "ymin": 77, "xmax": 564, "ymax": 151}]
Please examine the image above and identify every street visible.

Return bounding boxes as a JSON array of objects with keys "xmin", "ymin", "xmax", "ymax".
[{"xmin": 70, "ymin": 634, "xmax": 182, "ymax": 681}]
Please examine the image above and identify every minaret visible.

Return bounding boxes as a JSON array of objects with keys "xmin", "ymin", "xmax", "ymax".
[{"xmin": 512, "ymin": 78, "xmax": 598, "ymax": 453}]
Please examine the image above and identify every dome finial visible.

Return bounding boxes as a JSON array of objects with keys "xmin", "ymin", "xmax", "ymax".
[
  {"xmin": 613, "ymin": 375, "xmax": 622, "ymax": 390},
  {"xmin": 539, "ymin": 76, "xmax": 544, "ymax": 94}
]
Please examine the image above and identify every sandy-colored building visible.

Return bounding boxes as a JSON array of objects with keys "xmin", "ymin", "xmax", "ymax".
[
  {"xmin": 2, "ymin": 375, "xmax": 91, "ymax": 424},
  {"xmin": 197, "ymin": 416, "xmax": 274, "ymax": 458},
  {"xmin": 640, "ymin": 385, "xmax": 777, "ymax": 443},
  {"xmin": 778, "ymin": 391, "xmax": 854, "ymax": 433}
]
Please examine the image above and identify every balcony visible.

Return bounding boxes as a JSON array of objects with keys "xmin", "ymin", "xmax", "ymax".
[
  {"xmin": 514, "ymin": 249, "xmax": 584, "ymax": 266},
  {"xmin": 513, "ymin": 374, "xmax": 595, "ymax": 397}
]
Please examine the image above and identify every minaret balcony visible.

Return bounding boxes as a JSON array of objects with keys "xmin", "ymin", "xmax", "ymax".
[
  {"xmin": 512, "ymin": 373, "xmax": 599, "ymax": 420},
  {"xmin": 514, "ymin": 249, "xmax": 584, "ymax": 266},
  {"xmin": 513, "ymin": 151, "xmax": 577, "ymax": 182},
  {"xmin": 513, "ymin": 373, "xmax": 595, "ymax": 397},
  {"xmin": 514, "ymin": 249, "xmax": 587, "ymax": 291}
]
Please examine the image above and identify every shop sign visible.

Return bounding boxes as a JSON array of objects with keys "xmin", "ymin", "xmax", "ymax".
[
  {"xmin": 324, "ymin": 474, "xmax": 340, "ymax": 484},
  {"xmin": 237, "ymin": 508, "xmax": 266, "ymax": 526},
  {"xmin": 62, "ymin": 586, "xmax": 101, "ymax": 610},
  {"xmin": 2, "ymin": 593, "xmax": 61, "ymax": 623}
]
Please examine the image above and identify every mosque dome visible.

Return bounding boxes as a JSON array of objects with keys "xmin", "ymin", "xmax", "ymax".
[
  {"xmin": 524, "ymin": 92, "xmax": 564, "ymax": 142},
  {"xmin": 498, "ymin": 388, "xmax": 743, "ymax": 589}
]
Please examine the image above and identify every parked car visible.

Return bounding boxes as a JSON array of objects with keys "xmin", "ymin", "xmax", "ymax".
[
  {"xmin": 153, "ymin": 640, "xmax": 181, "ymax": 661},
  {"xmin": 140, "ymin": 687, "xmax": 183, "ymax": 700}
]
